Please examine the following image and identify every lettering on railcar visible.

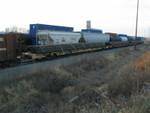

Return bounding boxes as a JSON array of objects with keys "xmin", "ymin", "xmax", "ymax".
[{"xmin": 61, "ymin": 37, "xmax": 66, "ymax": 42}]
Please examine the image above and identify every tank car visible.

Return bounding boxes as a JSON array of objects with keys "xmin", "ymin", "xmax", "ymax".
[
  {"xmin": 118, "ymin": 34, "xmax": 128, "ymax": 42},
  {"xmin": 36, "ymin": 30, "xmax": 82, "ymax": 45},
  {"xmin": 81, "ymin": 32, "xmax": 110, "ymax": 44}
]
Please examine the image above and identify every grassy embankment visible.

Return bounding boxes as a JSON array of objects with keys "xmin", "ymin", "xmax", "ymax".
[{"xmin": 0, "ymin": 45, "xmax": 150, "ymax": 113}]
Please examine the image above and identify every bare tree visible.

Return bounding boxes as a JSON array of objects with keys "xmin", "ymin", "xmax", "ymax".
[
  {"xmin": 11, "ymin": 26, "xmax": 18, "ymax": 33},
  {"xmin": 9, "ymin": 26, "xmax": 29, "ymax": 33}
]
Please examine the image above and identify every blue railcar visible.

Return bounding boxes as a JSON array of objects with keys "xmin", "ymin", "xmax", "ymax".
[
  {"xmin": 29, "ymin": 24, "xmax": 74, "ymax": 37},
  {"xmin": 81, "ymin": 29, "xmax": 102, "ymax": 34},
  {"xmin": 118, "ymin": 34, "xmax": 128, "ymax": 42},
  {"xmin": 137, "ymin": 37, "xmax": 145, "ymax": 43}
]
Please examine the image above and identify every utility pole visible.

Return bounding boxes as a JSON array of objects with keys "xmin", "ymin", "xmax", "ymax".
[{"xmin": 134, "ymin": 0, "xmax": 140, "ymax": 50}]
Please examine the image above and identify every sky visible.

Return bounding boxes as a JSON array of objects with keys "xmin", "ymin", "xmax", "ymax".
[{"xmin": 0, "ymin": 0, "xmax": 150, "ymax": 37}]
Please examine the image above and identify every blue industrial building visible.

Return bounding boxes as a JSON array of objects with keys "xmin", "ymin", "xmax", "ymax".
[
  {"xmin": 0, "ymin": 32, "xmax": 6, "ymax": 34},
  {"xmin": 81, "ymin": 29, "xmax": 102, "ymax": 34}
]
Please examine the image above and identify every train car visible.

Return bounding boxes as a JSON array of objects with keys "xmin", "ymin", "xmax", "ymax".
[
  {"xmin": 0, "ymin": 33, "xmax": 23, "ymax": 67},
  {"xmin": 105, "ymin": 33, "xmax": 121, "ymax": 42},
  {"xmin": 36, "ymin": 30, "xmax": 82, "ymax": 45},
  {"xmin": 82, "ymin": 32, "xmax": 110, "ymax": 44},
  {"xmin": 110, "ymin": 36, "xmax": 121, "ymax": 42},
  {"xmin": 29, "ymin": 24, "xmax": 74, "ymax": 45},
  {"xmin": 127, "ymin": 36, "xmax": 135, "ymax": 41},
  {"xmin": 0, "ymin": 35, "xmax": 7, "ymax": 64},
  {"xmin": 105, "ymin": 32, "xmax": 118, "ymax": 37},
  {"xmin": 137, "ymin": 37, "xmax": 145, "ymax": 43},
  {"xmin": 118, "ymin": 34, "xmax": 128, "ymax": 42}
]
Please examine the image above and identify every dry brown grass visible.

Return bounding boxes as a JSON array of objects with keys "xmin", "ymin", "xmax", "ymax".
[
  {"xmin": 105, "ymin": 51, "xmax": 150, "ymax": 113},
  {"xmin": 145, "ymin": 40, "xmax": 150, "ymax": 42},
  {"xmin": 0, "ymin": 54, "xmax": 113, "ymax": 113},
  {"xmin": 0, "ymin": 45, "xmax": 150, "ymax": 113},
  {"xmin": 135, "ymin": 51, "xmax": 150, "ymax": 70}
]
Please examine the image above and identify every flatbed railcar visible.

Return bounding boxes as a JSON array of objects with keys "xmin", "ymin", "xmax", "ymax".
[
  {"xmin": 0, "ymin": 37, "xmax": 143, "ymax": 68},
  {"xmin": 24, "ymin": 40, "xmax": 142, "ymax": 60}
]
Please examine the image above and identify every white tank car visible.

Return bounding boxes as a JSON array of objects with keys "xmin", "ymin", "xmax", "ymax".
[
  {"xmin": 119, "ymin": 36, "xmax": 128, "ymax": 42},
  {"xmin": 82, "ymin": 32, "xmax": 110, "ymax": 44},
  {"xmin": 36, "ymin": 30, "xmax": 81, "ymax": 45}
]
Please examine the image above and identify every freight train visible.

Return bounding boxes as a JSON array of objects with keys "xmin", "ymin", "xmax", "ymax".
[{"xmin": 0, "ymin": 24, "xmax": 144, "ymax": 67}]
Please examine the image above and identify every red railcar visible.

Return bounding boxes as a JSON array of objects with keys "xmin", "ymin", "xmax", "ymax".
[
  {"xmin": 105, "ymin": 32, "xmax": 118, "ymax": 37},
  {"xmin": 0, "ymin": 33, "xmax": 23, "ymax": 67}
]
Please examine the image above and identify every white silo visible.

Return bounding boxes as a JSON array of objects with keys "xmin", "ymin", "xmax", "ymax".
[
  {"xmin": 86, "ymin": 21, "xmax": 91, "ymax": 29},
  {"xmin": 5, "ymin": 28, "xmax": 10, "ymax": 33}
]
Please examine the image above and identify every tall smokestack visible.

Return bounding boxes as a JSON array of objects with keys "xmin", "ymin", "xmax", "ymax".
[{"xmin": 86, "ymin": 21, "xmax": 91, "ymax": 29}]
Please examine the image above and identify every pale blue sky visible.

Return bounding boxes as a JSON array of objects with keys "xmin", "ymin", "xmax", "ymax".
[{"xmin": 0, "ymin": 0, "xmax": 150, "ymax": 36}]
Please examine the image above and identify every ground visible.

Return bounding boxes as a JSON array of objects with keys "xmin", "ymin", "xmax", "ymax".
[{"xmin": 0, "ymin": 43, "xmax": 150, "ymax": 113}]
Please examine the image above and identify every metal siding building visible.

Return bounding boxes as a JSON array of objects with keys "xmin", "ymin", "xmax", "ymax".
[
  {"xmin": 81, "ymin": 29, "xmax": 102, "ymax": 34},
  {"xmin": 30, "ymin": 24, "xmax": 74, "ymax": 37},
  {"xmin": 0, "ymin": 32, "xmax": 6, "ymax": 35},
  {"xmin": 118, "ymin": 34, "xmax": 128, "ymax": 37}
]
